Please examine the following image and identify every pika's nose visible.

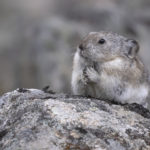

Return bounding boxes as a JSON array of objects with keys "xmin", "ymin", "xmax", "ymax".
[{"xmin": 79, "ymin": 44, "xmax": 84, "ymax": 51}]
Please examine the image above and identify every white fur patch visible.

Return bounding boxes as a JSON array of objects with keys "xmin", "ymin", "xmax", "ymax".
[
  {"xmin": 89, "ymin": 32, "xmax": 97, "ymax": 35},
  {"xmin": 103, "ymin": 58, "xmax": 124, "ymax": 69},
  {"xmin": 71, "ymin": 51, "xmax": 85, "ymax": 94},
  {"xmin": 120, "ymin": 85, "xmax": 149, "ymax": 104}
]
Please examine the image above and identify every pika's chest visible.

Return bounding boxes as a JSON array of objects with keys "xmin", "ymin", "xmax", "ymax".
[
  {"xmin": 99, "ymin": 72, "xmax": 122, "ymax": 92},
  {"xmin": 97, "ymin": 58, "xmax": 126, "ymax": 90},
  {"xmin": 86, "ymin": 72, "xmax": 123, "ymax": 99}
]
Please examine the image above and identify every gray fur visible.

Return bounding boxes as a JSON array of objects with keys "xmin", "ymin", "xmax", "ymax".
[{"xmin": 72, "ymin": 31, "xmax": 150, "ymax": 108}]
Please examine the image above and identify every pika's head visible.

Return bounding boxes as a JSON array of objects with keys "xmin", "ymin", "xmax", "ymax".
[{"xmin": 78, "ymin": 31, "xmax": 139, "ymax": 62}]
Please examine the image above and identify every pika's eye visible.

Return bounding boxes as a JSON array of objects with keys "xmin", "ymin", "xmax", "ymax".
[{"xmin": 98, "ymin": 39, "xmax": 105, "ymax": 44}]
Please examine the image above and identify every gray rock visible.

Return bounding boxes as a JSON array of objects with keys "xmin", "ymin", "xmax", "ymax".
[{"xmin": 0, "ymin": 89, "xmax": 150, "ymax": 150}]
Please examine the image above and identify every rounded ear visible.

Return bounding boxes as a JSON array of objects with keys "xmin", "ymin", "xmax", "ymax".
[
  {"xmin": 128, "ymin": 46, "xmax": 139, "ymax": 59},
  {"xmin": 126, "ymin": 39, "xmax": 139, "ymax": 59}
]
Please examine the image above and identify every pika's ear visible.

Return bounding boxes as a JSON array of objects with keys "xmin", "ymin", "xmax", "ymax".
[
  {"xmin": 127, "ymin": 46, "xmax": 139, "ymax": 59},
  {"xmin": 127, "ymin": 40, "xmax": 139, "ymax": 59}
]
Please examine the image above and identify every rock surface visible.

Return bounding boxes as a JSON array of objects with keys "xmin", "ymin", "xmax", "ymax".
[{"xmin": 0, "ymin": 89, "xmax": 150, "ymax": 150}]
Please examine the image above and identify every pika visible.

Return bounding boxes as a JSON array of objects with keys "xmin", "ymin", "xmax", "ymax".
[{"xmin": 72, "ymin": 31, "xmax": 150, "ymax": 108}]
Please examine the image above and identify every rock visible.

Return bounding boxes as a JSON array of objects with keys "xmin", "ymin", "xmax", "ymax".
[{"xmin": 0, "ymin": 89, "xmax": 150, "ymax": 150}]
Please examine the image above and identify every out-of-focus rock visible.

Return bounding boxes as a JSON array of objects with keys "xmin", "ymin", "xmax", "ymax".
[{"xmin": 0, "ymin": 89, "xmax": 150, "ymax": 150}]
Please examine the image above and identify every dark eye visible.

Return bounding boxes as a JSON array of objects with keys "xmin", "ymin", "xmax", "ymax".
[{"xmin": 98, "ymin": 39, "xmax": 105, "ymax": 44}]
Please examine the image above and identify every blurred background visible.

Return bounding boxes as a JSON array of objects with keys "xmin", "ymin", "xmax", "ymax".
[{"xmin": 0, "ymin": 0, "xmax": 150, "ymax": 95}]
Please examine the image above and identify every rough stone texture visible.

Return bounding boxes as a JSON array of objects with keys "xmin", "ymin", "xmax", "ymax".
[{"xmin": 0, "ymin": 89, "xmax": 150, "ymax": 150}]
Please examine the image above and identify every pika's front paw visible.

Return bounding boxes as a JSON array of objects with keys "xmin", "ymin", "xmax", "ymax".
[
  {"xmin": 81, "ymin": 67, "xmax": 99, "ymax": 84},
  {"xmin": 86, "ymin": 67, "xmax": 99, "ymax": 82},
  {"xmin": 82, "ymin": 67, "xmax": 89, "ymax": 85}
]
